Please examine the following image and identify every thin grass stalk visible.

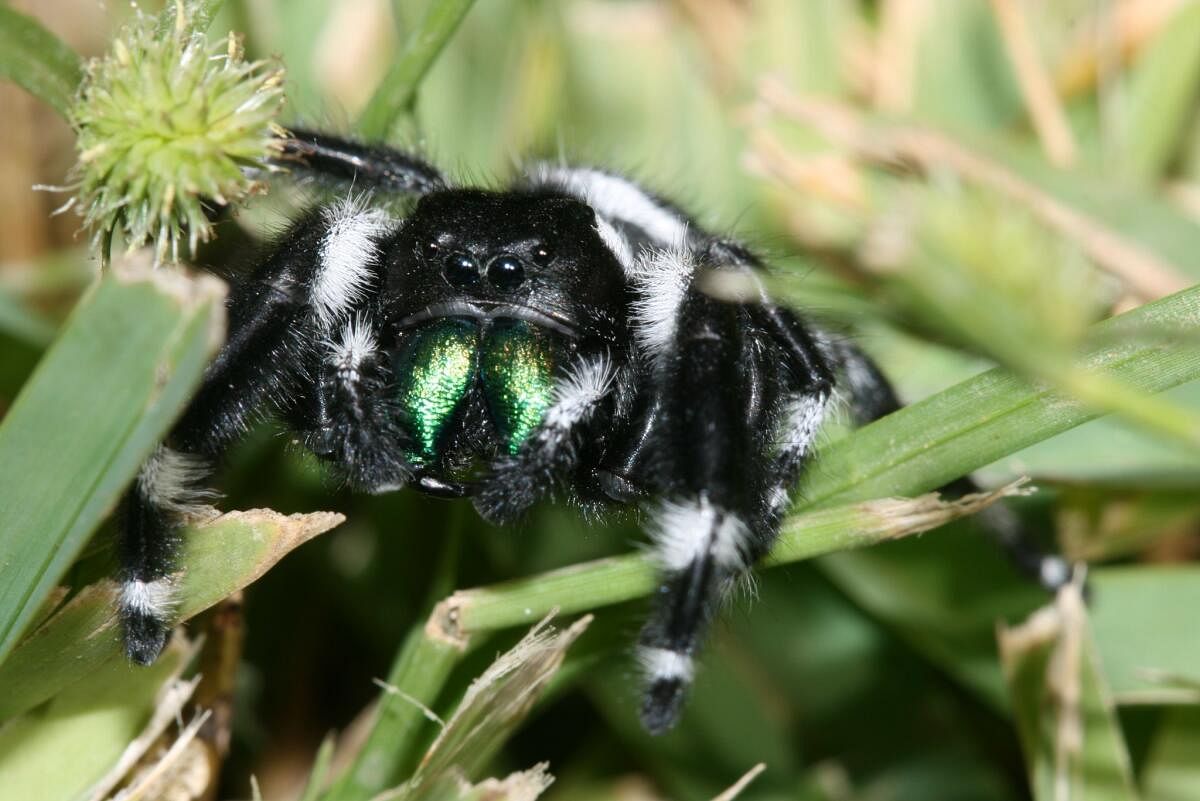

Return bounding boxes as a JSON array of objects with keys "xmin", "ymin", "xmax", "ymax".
[
  {"xmin": 323, "ymin": 508, "xmax": 467, "ymax": 801},
  {"xmin": 0, "ymin": 6, "xmax": 83, "ymax": 118},
  {"xmin": 357, "ymin": 0, "xmax": 478, "ymax": 140}
]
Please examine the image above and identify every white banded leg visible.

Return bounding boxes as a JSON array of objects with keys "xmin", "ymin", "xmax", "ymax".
[
  {"xmin": 121, "ymin": 198, "xmax": 396, "ymax": 665},
  {"xmin": 118, "ymin": 445, "xmax": 215, "ymax": 663},
  {"xmin": 636, "ymin": 289, "xmax": 775, "ymax": 734}
]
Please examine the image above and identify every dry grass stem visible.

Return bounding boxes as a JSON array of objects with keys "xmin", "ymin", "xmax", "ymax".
[
  {"xmin": 710, "ymin": 763, "xmax": 766, "ymax": 801},
  {"xmin": 1056, "ymin": 0, "xmax": 1185, "ymax": 97},
  {"xmin": 84, "ymin": 641, "xmax": 202, "ymax": 801},
  {"xmin": 873, "ymin": 0, "xmax": 927, "ymax": 112},
  {"xmin": 988, "ymin": 0, "xmax": 1077, "ymax": 167},
  {"xmin": 755, "ymin": 78, "xmax": 1193, "ymax": 301}
]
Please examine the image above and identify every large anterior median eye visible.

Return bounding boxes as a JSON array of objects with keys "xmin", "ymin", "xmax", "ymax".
[
  {"xmin": 394, "ymin": 319, "xmax": 478, "ymax": 464},
  {"xmin": 486, "ymin": 254, "xmax": 525, "ymax": 291},
  {"xmin": 443, "ymin": 252, "xmax": 480, "ymax": 287},
  {"xmin": 481, "ymin": 319, "xmax": 556, "ymax": 454}
]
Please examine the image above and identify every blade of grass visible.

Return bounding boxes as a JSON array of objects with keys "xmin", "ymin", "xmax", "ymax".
[
  {"xmin": 0, "ymin": 261, "xmax": 225, "ymax": 667},
  {"xmin": 800, "ymin": 283, "xmax": 1200, "ymax": 508},
  {"xmin": 1139, "ymin": 706, "xmax": 1200, "ymax": 799},
  {"xmin": 0, "ymin": 6, "xmax": 83, "ymax": 119},
  {"xmin": 433, "ymin": 486, "xmax": 1022, "ymax": 647},
  {"xmin": 399, "ymin": 617, "xmax": 589, "ymax": 798},
  {"xmin": 1117, "ymin": 2, "xmax": 1200, "ymax": 182},
  {"xmin": 324, "ymin": 508, "xmax": 467, "ymax": 801},
  {"xmin": 0, "ymin": 508, "xmax": 344, "ymax": 721},
  {"xmin": 1089, "ymin": 566, "xmax": 1200, "ymax": 704},
  {"xmin": 357, "ymin": 0, "xmax": 478, "ymax": 140},
  {"xmin": 0, "ymin": 636, "xmax": 188, "ymax": 801},
  {"xmin": 0, "ymin": 287, "xmax": 55, "ymax": 349}
]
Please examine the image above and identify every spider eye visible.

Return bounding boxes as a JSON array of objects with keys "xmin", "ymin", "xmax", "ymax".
[
  {"xmin": 487, "ymin": 255, "xmax": 526, "ymax": 291},
  {"xmin": 424, "ymin": 240, "xmax": 440, "ymax": 257},
  {"xmin": 443, "ymin": 252, "xmax": 479, "ymax": 287},
  {"xmin": 531, "ymin": 244, "xmax": 553, "ymax": 266}
]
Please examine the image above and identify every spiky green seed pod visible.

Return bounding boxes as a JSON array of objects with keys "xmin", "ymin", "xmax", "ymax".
[{"xmin": 71, "ymin": 2, "xmax": 286, "ymax": 264}]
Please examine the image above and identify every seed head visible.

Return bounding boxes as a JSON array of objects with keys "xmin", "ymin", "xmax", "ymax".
[{"xmin": 71, "ymin": 1, "xmax": 286, "ymax": 264}]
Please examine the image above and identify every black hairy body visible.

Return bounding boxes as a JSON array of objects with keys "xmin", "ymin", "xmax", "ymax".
[{"xmin": 116, "ymin": 130, "xmax": 1064, "ymax": 733}]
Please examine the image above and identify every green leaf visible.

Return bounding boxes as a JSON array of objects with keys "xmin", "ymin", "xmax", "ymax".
[
  {"xmin": 999, "ymin": 584, "xmax": 1140, "ymax": 801},
  {"xmin": 0, "ymin": 636, "xmax": 186, "ymax": 801},
  {"xmin": 1090, "ymin": 566, "xmax": 1200, "ymax": 704},
  {"xmin": 0, "ymin": 6, "xmax": 83, "ymax": 119},
  {"xmin": 0, "ymin": 263, "xmax": 226, "ymax": 667},
  {"xmin": 1139, "ymin": 707, "xmax": 1200, "ymax": 800},
  {"xmin": 0, "ymin": 508, "xmax": 343, "ymax": 722}
]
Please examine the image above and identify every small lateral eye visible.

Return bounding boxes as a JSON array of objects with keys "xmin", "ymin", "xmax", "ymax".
[
  {"xmin": 423, "ymin": 240, "xmax": 440, "ymax": 257},
  {"xmin": 531, "ymin": 244, "xmax": 553, "ymax": 267},
  {"xmin": 443, "ymin": 252, "xmax": 479, "ymax": 287}
]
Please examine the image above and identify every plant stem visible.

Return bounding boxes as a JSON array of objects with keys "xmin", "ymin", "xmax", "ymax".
[
  {"xmin": 0, "ymin": 7, "xmax": 83, "ymax": 119},
  {"xmin": 801, "ymin": 283, "xmax": 1200, "ymax": 508},
  {"xmin": 357, "ymin": 0, "xmax": 478, "ymax": 140},
  {"xmin": 429, "ymin": 486, "xmax": 1023, "ymax": 644},
  {"xmin": 323, "ymin": 505, "xmax": 467, "ymax": 801}
]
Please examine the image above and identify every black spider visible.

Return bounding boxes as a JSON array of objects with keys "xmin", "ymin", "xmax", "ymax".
[{"xmin": 116, "ymin": 130, "xmax": 1066, "ymax": 734}]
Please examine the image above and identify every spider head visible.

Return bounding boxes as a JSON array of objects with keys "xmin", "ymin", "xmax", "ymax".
[{"xmin": 386, "ymin": 189, "xmax": 628, "ymax": 341}]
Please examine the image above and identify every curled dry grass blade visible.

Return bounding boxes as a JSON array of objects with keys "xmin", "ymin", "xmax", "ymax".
[{"xmin": 999, "ymin": 579, "xmax": 1140, "ymax": 801}]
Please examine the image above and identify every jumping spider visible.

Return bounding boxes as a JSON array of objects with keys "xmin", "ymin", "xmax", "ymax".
[{"xmin": 117, "ymin": 130, "xmax": 1065, "ymax": 733}]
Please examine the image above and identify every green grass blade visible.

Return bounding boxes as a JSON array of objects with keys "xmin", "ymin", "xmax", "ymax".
[
  {"xmin": 0, "ymin": 508, "xmax": 343, "ymax": 722},
  {"xmin": 999, "ymin": 585, "xmax": 1140, "ymax": 801},
  {"xmin": 356, "ymin": 0, "xmax": 478, "ymax": 140},
  {"xmin": 1090, "ymin": 566, "xmax": 1200, "ymax": 703},
  {"xmin": 0, "ymin": 6, "xmax": 83, "ymax": 119},
  {"xmin": 0, "ymin": 287, "xmax": 55, "ymax": 349},
  {"xmin": 800, "ymin": 284, "xmax": 1200, "ymax": 508},
  {"xmin": 0, "ymin": 636, "xmax": 187, "ymax": 801},
  {"xmin": 0, "ymin": 264, "xmax": 225, "ymax": 667},
  {"xmin": 432, "ymin": 488, "xmax": 1018, "ymax": 645},
  {"xmin": 1139, "ymin": 707, "xmax": 1200, "ymax": 799},
  {"xmin": 1117, "ymin": 2, "xmax": 1200, "ymax": 182}
]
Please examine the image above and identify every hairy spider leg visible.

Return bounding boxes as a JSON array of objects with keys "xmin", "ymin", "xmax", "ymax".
[
  {"xmin": 278, "ymin": 129, "xmax": 446, "ymax": 195},
  {"xmin": 634, "ymin": 286, "xmax": 794, "ymax": 734},
  {"xmin": 119, "ymin": 197, "xmax": 403, "ymax": 664},
  {"xmin": 520, "ymin": 166, "xmax": 806, "ymax": 731}
]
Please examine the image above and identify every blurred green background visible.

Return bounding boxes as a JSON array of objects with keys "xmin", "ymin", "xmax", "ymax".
[{"xmin": 2, "ymin": 1, "xmax": 1200, "ymax": 800}]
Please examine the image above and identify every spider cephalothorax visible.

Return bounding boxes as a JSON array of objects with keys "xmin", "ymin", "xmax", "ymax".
[{"xmin": 116, "ymin": 130, "xmax": 1062, "ymax": 733}]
